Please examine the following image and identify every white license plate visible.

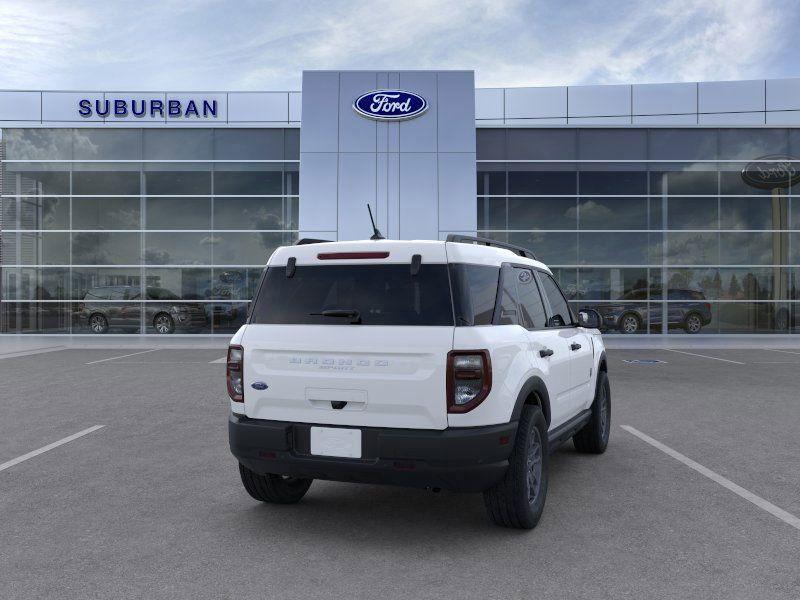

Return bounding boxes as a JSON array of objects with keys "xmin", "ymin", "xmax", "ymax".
[{"xmin": 310, "ymin": 427, "xmax": 362, "ymax": 458}]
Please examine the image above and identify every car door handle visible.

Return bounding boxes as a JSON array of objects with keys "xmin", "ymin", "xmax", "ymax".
[
  {"xmin": 539, "ymin": 348, "xmax": 554, "ymax": 357},
  {"xmin": 570, "ymin": 343, "xmax": 582, "ymax": 351}
]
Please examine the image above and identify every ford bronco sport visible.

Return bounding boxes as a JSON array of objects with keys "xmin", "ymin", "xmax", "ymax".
[{"xmin": 228, "ymin": 235, "xmax": 610, "ymax": 529}]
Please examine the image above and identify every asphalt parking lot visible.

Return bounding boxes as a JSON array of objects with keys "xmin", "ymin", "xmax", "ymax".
[{"xmin": 1, "ymin": 345, "xmax": 799, "ymax": 599}]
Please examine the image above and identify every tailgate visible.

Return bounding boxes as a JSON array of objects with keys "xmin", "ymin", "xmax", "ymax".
[{"xmin": 242, "ymin": 325, "xmax": 453, "ymax": 429}]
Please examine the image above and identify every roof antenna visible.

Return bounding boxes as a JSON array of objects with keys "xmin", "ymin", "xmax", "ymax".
[{"xmin": 367, "ymin": 204, "xmax": 385, "ymax": 240}]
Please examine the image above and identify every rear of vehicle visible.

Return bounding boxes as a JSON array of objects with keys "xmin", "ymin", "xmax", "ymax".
[{"xmin": 228, "ymin": 240, "xmax": 513, "ymax": 494}]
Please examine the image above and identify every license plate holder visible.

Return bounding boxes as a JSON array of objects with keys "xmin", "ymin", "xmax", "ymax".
[{"xmin": 310, "ymin": 426, "xmax": 362, "ymax": 459}]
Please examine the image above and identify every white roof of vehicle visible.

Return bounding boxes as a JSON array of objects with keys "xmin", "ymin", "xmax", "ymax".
[{"xmin": 268, "ymin": 239, "xmax": 550, "ymax": 272}]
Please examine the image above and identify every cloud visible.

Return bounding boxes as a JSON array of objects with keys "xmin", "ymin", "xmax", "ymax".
[{"xmin": 0, "ymin": 0, "xmax": 795, "ymax": 91}]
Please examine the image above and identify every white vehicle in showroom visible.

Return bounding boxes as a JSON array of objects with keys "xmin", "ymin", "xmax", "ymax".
[{"xmin": 228, "ymin": 234, "xmax": 610, "ymax": 529}]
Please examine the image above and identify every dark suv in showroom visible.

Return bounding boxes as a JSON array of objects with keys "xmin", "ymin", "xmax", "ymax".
[
  {"xmin": 583, "ymin": 288, "xmax": 712, "ymax": 334},
  {"xmin": 75, "ymin": 286, "xmax": 207, "ymax": 334}
]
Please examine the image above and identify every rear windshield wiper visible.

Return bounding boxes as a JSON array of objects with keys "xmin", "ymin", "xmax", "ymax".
[{"xmin": 309, "ymin": 309, "xmax": 362, "ymax": 324}]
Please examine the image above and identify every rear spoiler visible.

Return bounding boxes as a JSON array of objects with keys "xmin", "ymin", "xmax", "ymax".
[{"xmin": 296, "ymin": 238, "xmax": 332, "ymax": 245}]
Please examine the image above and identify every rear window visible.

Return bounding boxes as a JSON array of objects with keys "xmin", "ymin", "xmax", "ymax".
[{"xmin": 250, "ymin": 264, "xmax": 454, "ymax": 326}]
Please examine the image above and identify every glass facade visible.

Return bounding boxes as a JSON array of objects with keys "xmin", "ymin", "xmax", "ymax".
[
  {"xmin": 0, "ymin": 128, "xmax": 298, "ymax": 333},
  {"xmin": 477, "ymin": 128, "xmax": 800, "ymax": 334},
  {"xmin": 1, "ymin": 124, "xmax": 798, "ymax": 335}
]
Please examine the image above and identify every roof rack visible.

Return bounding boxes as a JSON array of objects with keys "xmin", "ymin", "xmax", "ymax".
[
  {"xmin": 296, "ymin": 238, "xmax": 332, "ymax": 245},
  {"xmin": 445, "ymin": 234, "xmax": 536, "ymax": 260}
]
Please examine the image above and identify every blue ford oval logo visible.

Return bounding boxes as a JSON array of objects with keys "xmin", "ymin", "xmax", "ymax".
[
  {"xmin": 251, "ymin": 381, "xmax": 268, "ymax": 390},
  {"xmin": 353, "ymin": 90, "xmax": 428, "ymax": 121}
]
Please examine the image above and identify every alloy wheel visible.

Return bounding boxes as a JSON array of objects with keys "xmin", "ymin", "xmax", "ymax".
[
  {"xmin": 526, "ymin": 427, "xmax": 543, "ymax": 504},
  {"xmin": 89, "ymin": 315, "xmax": 106, "ymax": 333},
  {"xmin": 686, "ymin": 314, "xmax": 702, "ymax": 333},
  {"xmin": 154, "ymin": 315, "xmax": 173, "ymax": 334},
  {"xmin": 621, "ymin": 315, "xmax": 639, "ymax": 334}
]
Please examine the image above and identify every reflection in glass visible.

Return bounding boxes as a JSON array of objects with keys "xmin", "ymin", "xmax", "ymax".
[
  {"xmin": 577, "ymin": 197, "xmax": 647, "ymax": 230},
  {"xmin": 720, "ymin": 232, "xmax": 782, "ymax": 265},
  {"xmin": 1, "ymin": 267, "xmax": 69, "ymax": 300},
  {"xmin": 208, "ymin": 302, "xmax": 250, "ymax": 333},
  {"xmin": 145, "ymin": 197, "xmax": 211, "ymax": 230},
  {"xmin": 0, "ymin": 302, "xmax": 71, "ymax": 333},
  {"xmin": 213, "ymin": 197, "xmax": 285, "ymax": 230},
  {"xmin": 144, "ymin": 268, "xmax": 212, "ymax": 300},
  {"xmin": 145, "ymin": 171, "xmax": 211, "ymax": 195},
  {"xmin": 72, "ymin": 197, "xmax": 140, "ymax": 230},
  {"xmin": 20, "ymin": 196, "xmax": 70, "ymax": 230},
  {"xmin": 486, "ymin": 232, "xmax": 578, "ymax": 266},
  {"xmin": 72, "ymin": 232, "xmax": 141, "ymax": 265},
  {"xmin": 72, "ymin": 171, "xmax": 140, "ymax": 195},
  {"xmin": 666, "ymin": 232, "xmax": 718, "ymax": 265},
  {"xmin": 214, "ymin": 170, "xmax": 282, "ymax": 195},
  {"xmin": 72, "ymin": 268, "xmax": 142, "ymax": 301},
  {"xmin": 211, "ymin": 232, "xmax": 294, "ymax": 265},
  {"xmin": 578, "ymin": 232, "xmax": 652, "ymax": 265},
  {"xmin": 508, "ymin": 197, "xmax": 577, "ymax": 230},
  {"xmin": 144, "ymin": 233, "xmax": 212, "ymax": 265},
  {"xmin": 578, "ymin": 268, "xmax": 649, "ymax": 300}
]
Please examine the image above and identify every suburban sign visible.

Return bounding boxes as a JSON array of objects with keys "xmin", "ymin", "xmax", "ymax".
[
  {"xmin": 741, "ymin": 155, "xmax": 800, "ymax": 190},
  {"xmin": 352, "ymin": 90, "xmax": 428, "ymax": 121},
  {"xmin": 78, "ymin": 98, "xmax": 219, "ymax": 119}
]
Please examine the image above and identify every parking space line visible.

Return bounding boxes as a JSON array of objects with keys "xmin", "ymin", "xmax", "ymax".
[
  {"xmin": 663, "ymin": 349, "xmax": 745, "ymax": 365},
  {"xmin": 621, "ymin": 425, "xmax": 800, "ymax": 531},
  {"xmin": 210, "ymin": 356, "xmax": 227, "ymax": 364},
  {"xmin": 762, "ymin": 348, "xmax": 800, "ymax": 356},
  {"xmin": 0, "ymin": 346, "xmax": 66, "ymax": 360},
  {"xmin": 85, "ymin": 349, "xmax": 159, "ymax": 365},
  {"xmin": 0, "ymin": 425, "xmax": 105, "ymax": 473}
]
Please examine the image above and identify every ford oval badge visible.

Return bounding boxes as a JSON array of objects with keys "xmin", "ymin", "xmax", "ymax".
[
  {"xmin": 353, "ymin": 90, "xmax": 428, "ymax": 121},
  {"xmin": 741, "ymin": 155, "xmax": 800, "ymax": 190},
  {"xmin": 251, "ymin": 381, "xmax": 268, "ymax": 391}
]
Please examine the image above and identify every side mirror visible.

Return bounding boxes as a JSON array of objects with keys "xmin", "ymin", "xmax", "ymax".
[{"xmin": 578, "ymin": 309, "xmax": 601, "ymax": 329}]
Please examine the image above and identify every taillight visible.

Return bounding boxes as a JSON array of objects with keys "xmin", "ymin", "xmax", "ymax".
[
  {"xmin": 227, "ymin": 344, "xmax": 244, "ymax": 402},
  {"xmin": 447, "ymin": 350, "xmax": 492, "ymax": 413}
]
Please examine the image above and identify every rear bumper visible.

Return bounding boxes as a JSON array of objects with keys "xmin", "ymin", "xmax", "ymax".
[{"xmin": 229, "ymin": 414, "xmax": 518, "ymax": 493}]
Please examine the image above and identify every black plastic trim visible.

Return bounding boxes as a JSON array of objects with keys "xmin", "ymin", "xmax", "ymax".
[
  {"xmin": 229, "ymin": 415, "xmax": 518, "ymax": 492},
  {"xmin": 296, "ymin": 238, "xmax": 332, "ymax": 245},
  {"xmin": 446, "ymin": 234, "xmax": 536, "ymax": 260},
  {"xmin": 546, "ymin": 410, "xmax": 591, "ymax": 453},
  {"xmin": 510, "ymin": 376, "xmax": 551, "ymax": 426}
]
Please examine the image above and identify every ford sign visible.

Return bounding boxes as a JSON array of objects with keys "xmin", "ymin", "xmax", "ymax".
[
  {"xmin": 741, "ymin": 155, "xmax": 800, "ymax": 190},
  {"xmin": 353, "ymin": 90, "xmax": 428, "ymax": 121}
]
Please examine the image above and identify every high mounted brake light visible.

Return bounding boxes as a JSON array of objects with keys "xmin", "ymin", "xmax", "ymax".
[
  {"xmin": 317, "ymin": 252, "xmax": 390, "ymax": 260},
  {"xmin": 227, "ymin": 345, "xmax": 244, "ymax": 402},
  {"xmin": 446, "ymin": 350, "xmax": 492, "ymax": 413}
]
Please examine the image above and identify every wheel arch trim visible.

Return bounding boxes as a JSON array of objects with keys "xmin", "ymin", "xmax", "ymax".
[{"xmin": 510, "ymin": 376, "xmax": 552, "ymax": 426}]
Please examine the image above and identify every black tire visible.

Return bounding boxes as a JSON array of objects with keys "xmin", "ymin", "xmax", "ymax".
[
  {"xmin": 238, "ymin": 463, "xmax": 312, "ymax": 504},
  {"xmin": 618, "ymin": 313, "xmax": 641, "ymax": 334},
  {"xmin": 483, "ymin": 405, "xmax": 549, "ymax": 529},
  {"xmin": 153, "ymin": 313, "xmax": 175, "ymax": 334},
  {"xmin": 573, "ymin": 371, "xmax": 611, "ymax": 454},
  {"xmin": 88, "ymin": 313, "xmax": 108, "ymax": 334},
  {"xmin": 683, "ymin": 312, "xmax": 703, "ymax": 334}
]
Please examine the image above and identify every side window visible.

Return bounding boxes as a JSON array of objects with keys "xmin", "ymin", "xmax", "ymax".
[
  {"xmin": 496, "ymin": 266, "xmax": 519, "ymax": 326},
  {"xmin": 539, "ymin": 272, "xmax": 574, "ymax": 327},
  {"xmin": 513, "ymin": 267, "xmax": 547, "ymax": 329},
  {"xmin": 450, "ymin": 264, "xmax": 500, "ymax": 326}
]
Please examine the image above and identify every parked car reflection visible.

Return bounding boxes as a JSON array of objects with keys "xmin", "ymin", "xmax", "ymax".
[
  {"xmin": 75, "ymin": 286, "xmax": 207, "ymax": 333},
  {"xmin": 581, "ymin": 288, "xmax": 712, "ymax": 334}
]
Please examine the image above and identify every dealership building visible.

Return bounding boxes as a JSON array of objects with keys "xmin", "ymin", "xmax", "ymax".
[{"xmin": 1, "ymin": 70, "xmax": 799, "ymax": 336}]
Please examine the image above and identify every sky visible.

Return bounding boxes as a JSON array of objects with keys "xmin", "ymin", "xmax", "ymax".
[{"xmin": 0, "ymin": 0, "xmax": 798, "ymax": 91}]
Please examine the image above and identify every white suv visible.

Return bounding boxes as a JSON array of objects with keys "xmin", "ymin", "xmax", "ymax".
[{"xmin": 227, "ymin": 235, "xmax": 610, "ymax": 529}]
